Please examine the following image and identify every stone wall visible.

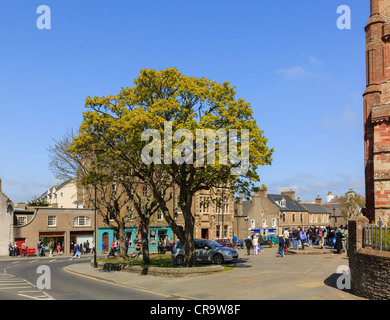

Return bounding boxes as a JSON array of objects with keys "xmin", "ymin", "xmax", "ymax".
[{"xmin": 348, "ymin": 217, "xmax": 390, "ymax": 299}]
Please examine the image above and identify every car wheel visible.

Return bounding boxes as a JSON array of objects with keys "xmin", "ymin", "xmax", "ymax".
[
  {"xmin": 213, "ymin": 253, "xmax": 224, "ymax": 264},
  {"xmin": 175, "ymin": 255, "xmax": 184, "ymax": 265}
]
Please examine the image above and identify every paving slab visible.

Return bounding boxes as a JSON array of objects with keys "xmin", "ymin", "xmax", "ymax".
[{"xmin": 65, "ymin": 246, "xmax": 366, "ymax": 300}]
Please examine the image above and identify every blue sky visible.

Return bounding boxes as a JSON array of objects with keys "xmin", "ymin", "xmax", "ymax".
[{"xmin": 0, "ymin": 0, "xmax": 368, "ymax": 204}]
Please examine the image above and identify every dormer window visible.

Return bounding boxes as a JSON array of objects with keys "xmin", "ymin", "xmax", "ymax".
[{"xmin": 280, "ymin": 198, "xmax": 286, "ymax": 208}]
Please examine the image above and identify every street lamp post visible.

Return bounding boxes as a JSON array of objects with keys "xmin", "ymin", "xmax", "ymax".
[{"xmin": 94, "ymin": 184, "xmax": 97, "ymax": 268}]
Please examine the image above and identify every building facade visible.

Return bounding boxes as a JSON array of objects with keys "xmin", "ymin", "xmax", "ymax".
[
  {"xmin": 13, "ymin": 207, "xmax": 95, "ymax": 255},
  {"xmin": 38, "ymin": 180, "xmax": 79, "ymax": 208},
  {"xmin": 364, "ymin": 0, "xmax": 390, "ymax": 224},
  {"xmin": 0, "ymin": 179, "xmax": 13, "ymax": 256},
  {"xmin": 234, "ymin": 190, "xmax": 279, "ymax": 239}
]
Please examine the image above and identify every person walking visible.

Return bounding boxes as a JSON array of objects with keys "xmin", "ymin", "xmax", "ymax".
[
  {"xmin": 37, "ymin": 240, "xmax": 42, "ymax": 257},
  {"xmin": 244, "ymin": 237, "xmax": 252, "ymax": 255},
  {"xmin": 232, "ymin": 234, "xmax": 238, "ymax": 249},
  {"xmin": 252, "ymin": 234, "xmax": 259, "ymax": 255},
  {"xmin": 277, "ymin": 235, "xmax": 285, "ymax": 257},
  {"xmin": 70, "ymin": 243, "xmax": 81, "ymax": 260}
]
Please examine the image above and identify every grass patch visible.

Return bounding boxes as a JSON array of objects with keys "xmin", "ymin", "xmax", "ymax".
[{"xmin": 98, "ymin": 253, "xmax": 236, "ymax": 270}]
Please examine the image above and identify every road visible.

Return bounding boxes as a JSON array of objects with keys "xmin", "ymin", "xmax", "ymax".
[{"xmin": 0, "ymin": 254, "xmax": 167, "ymax": 300}]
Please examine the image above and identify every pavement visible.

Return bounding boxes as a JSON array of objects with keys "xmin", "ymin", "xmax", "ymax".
[{"xmin": 64, "ymin": 246, "xmax": 366, "ymax": 300}]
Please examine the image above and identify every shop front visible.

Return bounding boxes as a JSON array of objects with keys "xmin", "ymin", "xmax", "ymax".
[{"xmin": 97, "ymin": 226, "xmax": 172, "ymax": 253}]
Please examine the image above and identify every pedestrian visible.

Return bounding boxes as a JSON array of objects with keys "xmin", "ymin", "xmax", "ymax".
[
  {"xmin": 292, "ymin": 228, "xmax": 299, "ymax": 250},
  {"xmin": 277, "ymin": 235, "xmax": 285, "ymax": 257},
  {"xmin": 21, "ymin": 241, "xmax": 27, "ymax": 257},
  {"xmin": 299, "ymin": 227, "xmax": 305, "ymax": 250},
  {"xmin": 57, "ymin": 243, "xmax": 62, "ymax": 255},
  {"xmin": 244, "ymin": 237, "xmax": 252, "ymax": 255},
  {"xmin": 71, "ymin": 243, "xmax": 81, "ymax": 260},
  {"xmin": 13, "ymin": 242, "xmax": 18, "ymax": 256},
  {"xmin": 252, "ymin": 234, "xmax": 259, "ymax": 255},
  {"xmin": 37, "ymin": 240, "xmax": 42, "ymax": 257},
  {"xmin": 258, "ymin": 234, "xmax": 264, "ymax": 252},
  {"xmin": 283, "ymin": 229, "xmax": 290, "ymax": 249},
  {"xmin": 340, "ymin": 226, "xmax": 347, "ymax": 251},
  {"xmin": 232, "ymin": 234, "xmax": 237, "ymax": 249},
  {"xmin": 318, "ymin": 227, "xmax": 324, "ymax": 249},
  {"xmin": 335, "ymin": 228, "xmax": 343, "ymax": 254},
  {"xmin": 49, "ymin": 240, "xmax": 53, "ymax": 257}
]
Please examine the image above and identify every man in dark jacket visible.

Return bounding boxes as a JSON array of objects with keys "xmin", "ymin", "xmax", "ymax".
[
  {"xmin": 244, "ymin": 238, "xmax": 252, "ymax": 255},
  {"xmin": 335, "ymin": 228, "xmax": 343, "ymax": 253}
]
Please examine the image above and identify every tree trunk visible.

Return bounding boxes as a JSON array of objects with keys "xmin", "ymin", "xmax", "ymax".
[
  {"xmin": 140, "ymin": 218, "xmax": 151, "ymax": 264},
  {"xmin": 117, "ymin": 220, "xmax": 127, "ymax": 259}
]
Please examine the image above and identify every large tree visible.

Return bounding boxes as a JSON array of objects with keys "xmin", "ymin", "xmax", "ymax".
[{"xmin": 71, "ymin": 68, "xmax": 273, "ymax": 266}]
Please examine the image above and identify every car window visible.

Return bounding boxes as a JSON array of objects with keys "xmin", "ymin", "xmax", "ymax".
[
  {"xmin": 205, "ymin": 240, "xmax": 222, "ymax": 247},
  {"xmin": 175, "ymin": 241, "xmax": 182, "ymax": 249}
]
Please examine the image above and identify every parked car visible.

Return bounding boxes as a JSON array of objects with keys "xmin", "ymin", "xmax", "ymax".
[
  {"xmin": 216, "ymin": 238, "xmax": 232, "ymax": 247},
  {"xmin": 171, "ymin": 239, "xmax": 239, "ymax": 265}
]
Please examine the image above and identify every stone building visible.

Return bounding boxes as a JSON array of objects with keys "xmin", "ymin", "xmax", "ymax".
[
  {"xmin": 234, "ymin": 190, "xmax": 279, "ymax": 239},
  {"xmin": 0, "ymin": 179, "xmax": 13, "ymax": 256},
  {"xmin": 13, "ymin": 207, "xmax": 96, "ymax": 255},
  {"xmin": 363, "ymin": 0, "xmax": 390, "ymax": 224},
  {"xmin": 267, "ymin": 190, "xmax": 309, "ymax": 234}
]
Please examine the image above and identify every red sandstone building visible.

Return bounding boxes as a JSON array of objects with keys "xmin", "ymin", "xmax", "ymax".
[{"xmin": 364, "ymin": 0, "xmax": 390, "ymax": 224}]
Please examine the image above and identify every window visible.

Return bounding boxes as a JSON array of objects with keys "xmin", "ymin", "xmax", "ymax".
[
  {"xmin": 17, "ymin": 216, "xmax": 27, "ymax": 226},
  {"xmin": 48, "ymin": 216, "xmax": 57, "ymax": 227},
  {"xmin": 251, "ymin": 219, "xmax": 255, "ymax": 229},
  {"xmin": 223, "ymin": 225, "xmax": 229, "ymax": 238},
  {"xmin": 262, "ymin": 219, "xmax": 267, "ymax": 228},
  {"xmin": 280, "ymin": 198, "xmax": 286, "ymax": 208},
  {"xmin": 199, "ymin": 196, "xmax": 210, "ymax": 214},
  {"xmin": 271, "ymin": 218, "xmax": 276, "ymax": 228},
  {"xmin": 74, "ymin": 216, "xmax": 91, "ymax": 227},
  {"xmin": 292, "ymin": 214, "xmax": 295, "ymax": 223},
  {"xmin": 300, "ymin": 214, "xmax": 303, "ymax": 223},
  {"xmin": 157, "ymin": 210, "xmax": 163, "ymax": 221},
  {"xmin": 282, "ymin": 214, "xmax": 286, "ymax": 223}
]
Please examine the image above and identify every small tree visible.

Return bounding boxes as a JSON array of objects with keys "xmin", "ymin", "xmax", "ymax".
[
  {"xmin": 27, "ymin": 197, "xmax": 50, "ymax": 207},
  {"xmin": 339, "ymin": 189, "xmax": 365, "ymax": 220}
]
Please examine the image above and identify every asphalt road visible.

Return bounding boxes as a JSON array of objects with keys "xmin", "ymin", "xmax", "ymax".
[{"xmin": 0, "ymin": 254, "xmax": 167, "ymax": 300}]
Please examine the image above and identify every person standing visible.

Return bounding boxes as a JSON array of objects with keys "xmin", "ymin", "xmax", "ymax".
[
  {"xmin": 37, "ymin": 240, "xmax": 42, "ymax": 257},
  {"xmin": 21, "ymin": 241, "xmax": 27, "ymax": 257},
  {"xmin": 48, "ymin": 240, "xmax": 53, "ymax": 257},
  {"xmin": 299, "ymin": 228, "xmax": 305, "ymax": 250},
  {"xmin": 292, "ymin": 228, "xmax": 299, "ymax": 250},
  {"xmin": 318, "ymin": 227, "xmax": 324, "ymax": 249},
  {"xmin": 335, "ymin": 228, "xmax": 343, "ymax": 254}
]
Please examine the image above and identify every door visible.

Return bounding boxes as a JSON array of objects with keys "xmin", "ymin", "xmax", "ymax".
[
  {"xmin": 195, "ymin": 240, "xmax": 210, "ymax": 262},
  {"xmin": 201, "ymin": 228, "xmax": 209, "ymax": 239},
  {"xmin": 102, "ymin": 233, "xmax": 109, "ymax": 253}
]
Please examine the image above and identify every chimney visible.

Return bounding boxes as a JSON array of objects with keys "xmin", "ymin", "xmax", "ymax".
[
  {"xmin": 327, "ymin": 191, "xmax": 334, "ymax": 203},
  {"xmin": 316, "ymin": 195, "xmax": 322, "ymax": 204},
  {"xmin": 297, "ymin": 197, "xmax": 302, "ymax": 203},
  {"xmin": 281, "ymin": 189, "xmax": 295, "ymax": 200}
]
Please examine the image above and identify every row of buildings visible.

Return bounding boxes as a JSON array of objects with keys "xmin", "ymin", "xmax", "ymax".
[{"xmin": 0, "ymin": 178, "xmax": 349, "ymax": 256}]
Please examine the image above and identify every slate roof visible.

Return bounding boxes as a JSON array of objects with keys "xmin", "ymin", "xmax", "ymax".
[
  {"xmin": 267, "ymin": 194, "xmax": 308, "ymax": 212},
  {"xmin": 300, "ymin": 203, "xmax": 330, "ymax": 214}
]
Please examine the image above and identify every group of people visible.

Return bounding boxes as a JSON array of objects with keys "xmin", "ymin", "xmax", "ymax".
[
  {"xmin": 233, "ymin": 225, "xmax": 348, "ymax": 258},
  {"xmin": 276, "ymin": 225, "xmax": 348, "ymax": 256}
]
